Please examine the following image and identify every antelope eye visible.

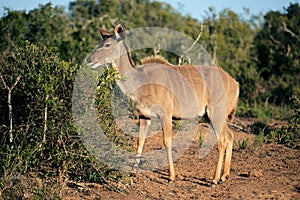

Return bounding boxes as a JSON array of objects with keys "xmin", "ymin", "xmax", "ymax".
[{"xmin": 104, "ymin": 43, "xmax": 111, "ymax": 47}]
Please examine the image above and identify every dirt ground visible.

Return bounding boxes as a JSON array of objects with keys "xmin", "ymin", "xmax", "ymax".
[{"xmin": 64, "ymin": 118, "xmax": 300, "ymax": 200}]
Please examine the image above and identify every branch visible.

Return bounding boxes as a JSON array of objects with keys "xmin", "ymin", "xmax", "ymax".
[
  {"xmin": 0, "ymin": 73, "xmax": 8, "ymax": 89},
  {"xmin": 178, "ymin": 22, "xmax": 204, "ymax": 65},
  {"xmin": 226, "ymin": 121, "xmax": 249, "ymax": 133},
  {"xmin": 268, "ymin": 35, "xmax": 281, "ymax": 45},
  {"xmin": 42, "ymin": 94, "xmax": 49, "ymax": 143},
  {"xmin": 12, "ymin": 76, "xmax": 21, "ymax": 90},
  {"xmin": 0, "ymin": 74, "xmax": 21, "ymax": 90},
  {"xmin": 0, "ymin": 73, "xmax": 21, "ymax": 149},
  {"xmin": 184, "ymin": 21, "xmax": 204, "ymax": 55},
  {"xmin": 282, "ymin": 21, "xmax": 300, "ymax": 42}
]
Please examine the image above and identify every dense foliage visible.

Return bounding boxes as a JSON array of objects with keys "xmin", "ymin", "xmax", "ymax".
[{"xmin": 0, "ymin": 0, "xmax": 299, "ymax": 198}]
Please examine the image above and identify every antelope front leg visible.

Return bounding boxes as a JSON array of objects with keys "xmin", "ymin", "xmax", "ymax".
[
  {"xmin": 162, "ymin": 116, "xmax": 175, "ymax": 182},
  {"xmin": 135, "ymin": 118, "xmax": 151, "ymax": 173},
  {"xmin": 221, "ymin": 125, "xmax": 234, "ymax": 182}
]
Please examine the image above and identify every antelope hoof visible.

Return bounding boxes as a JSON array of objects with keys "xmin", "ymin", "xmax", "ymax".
[
  {"xmin": 133, "ymin": 160, "xmax": 140, "ymax": 174},
  {"xmin": 168, "ymin": 175, "xmax": 175, "ymax": 184},
  {"xmin": 220, "ymin": 175, "xmax": 229, "ymax": 184},
  {"xmin": 211, "ymin": 182, "xmax": 217, "ymax": 188},
  {"xmin": 133, "ymin": 164, "xmax": 139, "ymax": 174},
  {"xmin": 169, "ymin": 175, "xmax": 175, "ymax": 183},
  {"xmin": 133, "ymin": 154, "xmax": 142, "ymax": 174},
  {"xmin": 211, "ymin": 180, "xmax": 218, "ymax": 187}
]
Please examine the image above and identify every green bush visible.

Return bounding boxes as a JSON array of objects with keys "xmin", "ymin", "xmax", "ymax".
[
  {"xmin": 0, "ymin": 41, "xmax": 123, "ymax": 198},
  {"xmin": 0, "ymin": 41, "xmax": 76, "ymax": 175},
  {"xmin": 264, "ymin": 96, "xmax": 300, "ymax": 146},
  {"xmin": 237, "ymin": 101, "xmax": 294, "ymax": 122},
  {"xmin": 235, "ymin": 138, "xmax": 250, "ymax": 150},
  {"xmin": 290, "ymin": 96, "xmax": 300, "ymax": 131},
  {"xmin": 95, "ymin": 66, "xmax": 134, "ymax": 150}
]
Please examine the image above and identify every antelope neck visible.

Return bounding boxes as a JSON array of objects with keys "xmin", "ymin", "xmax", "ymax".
[{"xmin": 113, "ymin": 42, "xmax": 135, "ymax": 75}]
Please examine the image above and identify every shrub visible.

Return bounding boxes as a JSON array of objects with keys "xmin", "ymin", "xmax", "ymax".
[
  {"xmin": 264, "ymin": 96, "xmax": 300, "ymax": 146},
  {"xmin": 235, "ymin": 138, "xmax": 250, "ymax": 150},
  {"xmin": 0, "ymin": 41, "xmax": 124, "ymax": 198},
  {"xmin": 95, "ymin": 66, "xmax": 134, "ymax": 150}
]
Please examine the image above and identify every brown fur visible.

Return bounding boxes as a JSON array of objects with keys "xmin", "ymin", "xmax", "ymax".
[
  {"xmin": 87, "ymin": 24, "xmax": 240, "ymax": 186},
  {"xmin": 141, "ymin": 55, "xmax": 173, "ymax": 66}
]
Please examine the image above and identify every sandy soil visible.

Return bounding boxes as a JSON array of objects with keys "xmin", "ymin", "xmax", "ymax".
[{"xmin": 63, "ymin": 118, "xmax": 300, "ymax": 200}]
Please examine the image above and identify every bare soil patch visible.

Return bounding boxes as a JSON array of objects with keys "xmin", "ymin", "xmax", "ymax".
[{"xmin": 62, "ymin": 118, "xmax": 300, "ymax": 199}]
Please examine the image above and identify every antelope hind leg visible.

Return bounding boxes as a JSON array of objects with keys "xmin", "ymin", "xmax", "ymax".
[
  {"xmin": 212, "ymin": 131, "xmax": 227, "ymax": 186},
  {"xmin": 161, "ymin": 116, "xmax": 175, "ymax": 182},
  {"xmin": 220, "ymin": 124, "xmax": 234, "ymax": 182}
]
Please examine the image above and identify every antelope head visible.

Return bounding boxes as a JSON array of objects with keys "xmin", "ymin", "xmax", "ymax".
[{"xmin": 86, "ymin": 24, "xmax": 126, "ymax": 69}]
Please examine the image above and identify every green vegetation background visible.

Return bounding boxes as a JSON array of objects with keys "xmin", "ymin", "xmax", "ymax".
[{"xmin": 0, "ymin": 0, "xmax": 299, "ymax": 198}]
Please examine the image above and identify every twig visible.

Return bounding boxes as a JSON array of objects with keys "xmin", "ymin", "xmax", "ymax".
[
  {"xmin": 184, "ymin": 21, "xmax": 204, "ymax": 55},
  {"xmin": 43, "ymin": 94, "xmax": 49, "ymax": 143},
  {"xmin": 178, "ymin": 22, "xmax": 204, "ymax": 65},
  {"xmin": 60, "ymin": 134, "xmax": 68, "ymax": 156},
  {"xmin": 226, "ymin": 121, "xmax": 248, "ymax": 133},
  {"xmin": 282, "ymin": 21, "xmax": 300, "ymax": 42}
]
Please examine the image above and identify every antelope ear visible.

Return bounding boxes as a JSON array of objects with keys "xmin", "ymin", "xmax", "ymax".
[
  {"xmin": 114, "ymin": 24, "xmax": 125, "ymax": 40},
  {"xmin": 99, "ymin": 28, "xmax": 113, "ymax": 40}
]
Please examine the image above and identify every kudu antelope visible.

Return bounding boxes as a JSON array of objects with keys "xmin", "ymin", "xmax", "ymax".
[{"xmin": 86, "ymin": 24, "xmax": 239, "ymax": 186}]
